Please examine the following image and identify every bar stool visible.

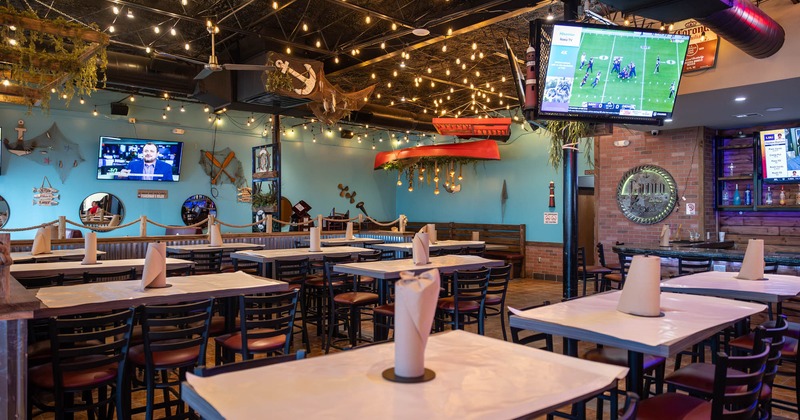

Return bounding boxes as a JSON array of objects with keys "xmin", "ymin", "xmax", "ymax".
[
  {"xmin": 324, "ymin": 259, "xmax": 378, "ymax": 352},
  {"xmin": 597, "ymin": 242, "xmax": 621, "ymax": 272},
  {"xmin": 274, "ymin": 258, "xmax": 311, "ymax": 352},
  {"xmin": 305, "ymin": 254, "xmax": 351, "ymax": 337},
  {"xmin": 602, "ymin": 253, "xmax": 633, "ymax": 291},
  {"xmin": 577, "ymin": 247, "xmax": 612, "ymax": 295},
  {"xmin": 126, "ymin": 299, "xmax": 214, "ymax": 420},
  {"xmin": 435, "ymin": 268, "xmax": 490, "ymax": 335},
  {"xmin": 485, "ymin": 264, "xmax": 512, "ymax": 341},
  {"xmin": 677, "ymin": 257, "xmax": 712, "ymax": 276}
]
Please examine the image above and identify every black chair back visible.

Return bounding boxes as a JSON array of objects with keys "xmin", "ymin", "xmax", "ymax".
[
  {"xmin": 509, "ymin": 301, "xmax": 553, "ymax": 351},
  {"xmin": 357, "ymin": 250, "xmax": 382, "ymax": 262},
  {"xmin": 83, "ymin": 267, "xmax": 137, "ymax": 283},
  {"xmin": 189, "ymin": 249, "xmax": 223, "ymax": 274},
  {"xmin": 275, "ymin": 257, "xmax": 310, "ymax": 284},
  {"xmin": 711, "ymin": 342, "xmax": 770, "ymax": 419},
  {"xmin": 450, "ymin": 268, "xmax": 490, "ymax": 332},
  {"xmin": 466, "ymin": 246, "xmax": 485, "ymax": 257},
  {"xmin": 616, "ymin": 254, "xmax": 634, "ymax": 283},
  {"xmin": 140, "ymin": 299, "xmax": 214, "ymax": 370},
  {"xmin": 678, "ymin": 257, "xmax": 712, "ymax": 276},
  {"xmin": 238, "ymin": 290, "xmax": 299, "ymax": 358},
  {"xmin": 19, "ymin": 273, "xmax": 64, "ymax": 289}
]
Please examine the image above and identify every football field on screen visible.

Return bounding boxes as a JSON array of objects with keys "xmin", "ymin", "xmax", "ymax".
[{"xmin": 570, "ymin": 31, "xmax": 684, "ymax": 113}]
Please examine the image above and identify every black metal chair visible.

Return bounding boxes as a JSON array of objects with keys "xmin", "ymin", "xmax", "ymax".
[
  {"xmin": 577, "ymin": 247, "xmax": 612, "ymax": 295},
  {"xmin": 602, "ymin": 253, "xmax": 633, "ymax": 291},
  {"xmin": 188, "ymin": 249, "xmax": 223, "ymax": 274},
  {"xmin": 274, "ymin": 257, "xmax": 311, "ymax": 352},
  {"xmin": 677, "ymin": 257, "xmax": 712, "ymax": 276},
  {"xmin": 18, "ymin": 273, "xmax": 64, "ymax": 289},
  {"xmin": 29, "ymin": 308, "xmax": 136, "ymax": 419},
  {"xmin": 508, "ymin": 301, "xmax": 553, "ymax": 351},
  {"xmin": 485, "ymin": 264, "xmax": 512, "ymax": 341},
  {"xmin": 597, "ymin": 242, "xmax": 621, "ymax": 272},
  {"xmin": 126, "ymin": 299, "xmax": 214, "ymax": 419},
  {"xmin": 193, "ymin": 351, "xmax": 307, "ymax": 377},
  {"xmin": 83, "ymin": 267, "xmax": 137, "ymax": 283},
  {"xmin": 324, "ymin": 259, "xmax": 378, "ymax": 352},
  {"xmin": 435, "ymin": 268, "xmax": 490, "ymax": 335}
]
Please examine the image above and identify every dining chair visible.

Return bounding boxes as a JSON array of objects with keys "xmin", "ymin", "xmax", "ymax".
[
  {"xmin": 597, "ymin": 242, "xmax": 621, "ymax": 272},
  {"xmin": 508, "ymin": 301, "xmax": 553, "ymax": 351},
  {"xmin": 435, "ymin": 268, "xmax": 490, "ymax": 335},
  {"xmin": 323, "ymin": 259, "xmax": 378, "ymax": 352},
  {"xmin": 465, "ymin": 245, "xmax": 486, "ymax": 257},
  {"xmin": 636, "ymin": 342, "xmax": 770, "ymax": 419},
  {"xmin": 305, "ymin": 254, "xmax": 351, "ymax": 338},
  {"xmin": 127, "ymin": 299, "xmax": 214, "ymax": 420},
  {"xmin": 230, "ymin": 256, "xmax": 260, "ymax": 274},
  {"xmin": 18, "ymin": 273, "xmax": 64, "ymax": 289},
  {"xmin": 188, "ymin": 249, "xmax": 223, "ymax": 274},
  {"xmin": 28, "ymin": 308, "xmax": 135, "ymax": 419},
  {"xmin": 356, "ymin": 250, "xmax": 381, "ymax": 291},
  {"xmin": 485, "ymin": 264, "xmax": 512, "ymax": 341},
  {"xmin": 165, "ymin": 266, "xmax": 192, "ymax": 277},
  {"xmin": 601, "ymin": 253, "xmax": 633, "ymax": 291},
  {"xmin": 193, "ymin": 351, "xmax": 307, "ymax": 377},
  {"xmin": 577, "ymin": 247, "xmax": 612, "ymax": 295},
  {"xmin": 213, "ymin": 291, "xmax": 298, "ymax": 365},
  {"xmin": 677, "ymin": 257, "xmax": 712, "ymax": 276},
  {"xmin": 83, "ymin": 267, "xmax": 137, "ymax": 283},
  {"xmin": 274, "ymin": 257, "xmax": 311, "ymax": 352}
]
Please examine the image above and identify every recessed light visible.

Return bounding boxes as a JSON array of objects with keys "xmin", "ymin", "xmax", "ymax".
[
  {"xmin": 412, "ymin": 28, "xmax": 430, "ymax": 36},
  {"xmin": 663, "ymin": 118, "xmax": 673, "ymax": 123},
  {"xmin": 765, "ymin": 107, "xmax": 783, "ymax": 112},
  {"xmin": 734, "ymin": 97, "xmax": 747, "ymax": 102}
]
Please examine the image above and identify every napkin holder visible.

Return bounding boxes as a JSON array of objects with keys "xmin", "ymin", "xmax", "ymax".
[
  {"xmin": 141, "ymin": 242, "xmax": 170, "ymax": 290},
  {"xmin": 736, "ymin": 239, "xmax": 767, "ymax": 280},
  {"xmin": 382, "ymin": 269, "xmax": 440, "ymax": 383},
  {"xmin": 616, "ymin": 255, "xmax": 663, "ymax": 317},
  {"xmin": 308, "ymin": 227, "xmax": 322, "ymax": 252},
  {"xmin": 345, "ymin": 222, "xmax": 354, "ymax": 240},
  {"xmin": 81, "ymin": 231, "xmax": 100, "ymax": 265}
]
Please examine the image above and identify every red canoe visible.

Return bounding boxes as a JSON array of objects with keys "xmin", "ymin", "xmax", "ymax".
[{"xmin": 374, "ymin": 140, "xmax": 501, "ymax": 169}]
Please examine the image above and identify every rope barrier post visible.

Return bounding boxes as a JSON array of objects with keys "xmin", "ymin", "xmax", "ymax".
[
  {"xmin": 139, "ymin": 216, "xmax": 147, "ymax": 237},
  {"xmin": 58, "ymin": 216, "xmax": 66, "ymax": 239},
  {"xmin": 266, "ymin": 215, "xmax": 273, "ymax": 234},
  {"xmin": 399, "ymin": 214, "xmax": 407, "ymax": 233}
]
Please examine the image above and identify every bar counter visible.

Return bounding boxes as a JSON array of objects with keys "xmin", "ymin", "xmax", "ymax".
[{"xmin": 612, "ymin": 242, "xmax": 800, "ymax": 266}]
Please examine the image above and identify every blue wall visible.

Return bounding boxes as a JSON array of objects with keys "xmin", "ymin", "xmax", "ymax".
[{"xmin": 0, "ymin": 90, "xmax": 587, "ymax": 243}]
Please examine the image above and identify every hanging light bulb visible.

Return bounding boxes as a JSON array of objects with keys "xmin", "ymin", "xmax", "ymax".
[
  {"xmin": 302, "ymin": 23, "xmax": 308, "ymax": 31},
  {"xmin": 434, "ymin": 185, "xmax": 440, "ymax": 195},
  {"xmin": 79, "ymin": 97, "xmax": 85, "ymax": 104},
  {"xmin": 129, "ymin": 95, "xmax": 135, "ymax": 102},
  {"xmin": 546, "ymin": 4, "xmax": 554, "ymax": 21},
  {"xmin": 203, "ymin": 105, "xmax": 209, "ymax": 113},
  {"xmin": 316, "ymin": 40, "xmax": 321, "ymax": 48},
  {"xmin": 93, "ymin": 106, "xmax": 98, "ymax": 116},
  {"xmin": 170, "ymin": 27, "xmax": 177, "ymax": 36},
  {"xmin": 442, "ymin": 43, "xmax": 447, "ymax": 52},
  {"xmin": 165, "ymin": 103, "xmax": 171, "ymax": 111},
  {"xmin": 127, "ymin": 8, "xmax": 134, "ymax": 18},
  {"xmin": 154, "ymin": 26, "xmax": 160, "ymax": 34},
  {"xmin": 162, "ymin": 112, "xmax": 167, "ymax": 120},
  {"xmin": 145, "ymin": 46, "xmax": 151, "ymax": 53},
  {"xmin": 365, "ymin": 15, "xmax": 371, "ymax": 24},
  {"xmin": 112, "ymin": 6, "xmax": 119, "ymax": 14},
  {"xmin": 458, "ymin": 164, "xmax": 463, "ymax": 181},
  {"xmin": 397, "ymin": 172, "xmax": 402, "ymax": 186}
]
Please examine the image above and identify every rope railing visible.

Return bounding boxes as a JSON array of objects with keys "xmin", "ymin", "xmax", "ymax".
[{"xmin": 0, "ymin": 213, "xmax": 408, "ymax": 237}]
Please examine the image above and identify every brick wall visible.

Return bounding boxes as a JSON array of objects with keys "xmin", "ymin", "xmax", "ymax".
[
  {"xmin": 525, "ymin": 241, "xmax": 563, "ymax": 280},
  {"xmin": 595, "ymin": 126, "xmax": 710, "ymax": 245}
]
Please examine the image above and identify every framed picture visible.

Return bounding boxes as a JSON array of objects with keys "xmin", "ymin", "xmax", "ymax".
[{"xmin": 252, "ymin": 144, "xmax": 278, "ymax": 179}]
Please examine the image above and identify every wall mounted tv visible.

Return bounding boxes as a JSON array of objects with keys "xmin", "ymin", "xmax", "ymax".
[
  {"xmin": 758, "ymin": 127, "xmax": 800, "ymax": 183},
  {"xmin": 529, "ymin": 20, "xmax": 690, "ymax": 125},
  {"xmin": 97, "ymin": 136, "xmax": 183, "ymax": 182}
]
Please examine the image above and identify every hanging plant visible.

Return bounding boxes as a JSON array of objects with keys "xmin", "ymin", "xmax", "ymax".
[
  {"xmin": 0, "ymin": 6, "xmax": 108, "ymax": 110},
  {"xmin": 380, "ymin": 156, "xmax": 479, "ymax": 187},
  {"xmin": 263, "ymin": 68, "xmax": 293, "ymax": 92},
  {"xmin": 543, "ymin": 120, "xmax": 594, "ymax": 170}
]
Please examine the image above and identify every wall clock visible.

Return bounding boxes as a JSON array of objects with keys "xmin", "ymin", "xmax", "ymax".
[{"xmin": 616, "ymin": 165, "xmax": 678, "ymax": 224}]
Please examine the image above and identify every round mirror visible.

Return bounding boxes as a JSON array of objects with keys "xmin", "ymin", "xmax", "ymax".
[
  {"xmin": 0, "ymin": 195, "xmax": 9, "ymax": 228},
  {"xmin": 79, "ymin": 193, "xmax": 125, "ymax": 226},
  {"xmin": 181, "ymin": 194, "xmax": 217, "ymax": 226}
]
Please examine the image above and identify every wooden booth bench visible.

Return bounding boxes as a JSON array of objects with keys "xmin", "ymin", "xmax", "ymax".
[{"xmin": 406, "ymin": 222, "xmax": 526, "ymax": 278}]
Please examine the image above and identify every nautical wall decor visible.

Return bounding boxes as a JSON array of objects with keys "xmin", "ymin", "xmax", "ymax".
[
  {"xmin": 199, "ymin": 147, "xmax": 246, "ymax": 188},
  {"xmin": 33, "ymin": 176, "xmax": 59, "ymax": 206},
  {"xmin": 4, "ymin": 122, "xmax": 84, "ymax": 182}
]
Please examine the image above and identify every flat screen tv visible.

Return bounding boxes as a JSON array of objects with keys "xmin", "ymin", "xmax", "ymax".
[
  {"xmin": 529, "ymin": 20, "xmax": 690, "ymax": 125},
  {"xmin": 758, "ymin": 127, "xmax": 800, "ymax": 182},
  {"xmin": 97, "ymin": 136, "xmax": 183, "ymax": 182}
]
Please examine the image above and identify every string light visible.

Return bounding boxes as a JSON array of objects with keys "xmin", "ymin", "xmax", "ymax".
[
  {"xmin": 154, "ymin": 26, "xmax": 160, "ymax": 34},
  {"xmin": 126, "ymin": 8, "xmax": 134, "ymax": 19},
  {"xmin": 129, "ymin": 95, "xmax": 135, "ymax": 102},
  {"xmin": 302, "ymin": 23, "xmax": 308, "ymax": 31},
  {"xmin": 180, "ymin": 105, "xmax": 185, "ymax": 112},
  {"xmin": 272, "ymin": 1, "xmax": 279, "ymax": 9},
  {"xmin": 112, "ymin": 6, "xmax": 119, "ymax": 14},
  {"xmin": 93, "ymin": 106, "xmax": 98, "ymax": 116},
  {"xmin": 365, "ymin": 15, "xmax": 371, "ymax": 24},
  {"xmin": 316, "ymin": 40, "xmax": 321, "ymax": 48},
  {"xmin": 108, "ymin": 26, "xmax": 115, "ymax": 33},
  {"xmin": 170, "ymin": 28, "xmax": 177, "ymax": 36},
  {"xmin": 203, "ymin": 105, "xmax": 209, "ymax": 113},
  {"xmin": 79, "ymin": 97, "xmax": 85, "ymax": 104},
  {"xmin": 162, "ymin": 111, "xmax": 167, "ymax": 119},
  {"xmin": 145, "ymin": 46, "xmax": 151, "ymax": 53}
]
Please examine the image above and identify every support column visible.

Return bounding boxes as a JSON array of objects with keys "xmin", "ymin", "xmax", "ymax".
[{"xmin": 563, "ymin": 147, "xmax": 578, "ymax": 300}]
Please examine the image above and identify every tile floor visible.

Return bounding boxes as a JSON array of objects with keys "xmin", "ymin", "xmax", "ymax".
[{"xmin": 34, "ymin": 277, "xmax": 800, "ymax": 419}]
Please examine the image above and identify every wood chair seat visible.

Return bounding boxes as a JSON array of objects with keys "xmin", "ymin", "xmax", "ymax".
[
  {"xmin": 214, "ymin": 329, "xmax": 286, "ymax": 353},
  {"xmin": 730, "ymin": 335, "xmax": 796, "ymax": 358},
  {"xmin": 128, "ymin": 341, "xmax": 201, "ymax": 368},
  {"xmin": 333, "ymin": 292, "xmax": 379, "ymax": 306},
  {"xmin": 373, "ymin": 304, "xmax": 394, "ymax": 316},
  {"xmin": 636, "ymin": 392, "xmax": 711, "ymax": 419},
  {"xmin": 578, "ymin": 265, "xmax": 614, "ymax": 275},
  {"xmin": 665, "ymin": 363, "xmax": 747, "ymax": 396},
  {"xmin": 436, "ymin": 297, "xmax": 481, "ymax": 312},
  {"xmin": 30, "ymin": 355, "xmax": 117, "ymax": 389},
  {"xmin": 604, "ymin": 273, "xmax": 623, "ymax": 283}
]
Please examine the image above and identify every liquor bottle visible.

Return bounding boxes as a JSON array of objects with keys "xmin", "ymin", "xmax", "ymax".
[
  {"xmin": 780, "ymin": 185, "xmax": 786, "ymax": 205},
  {"xmin": 728, "ymin": 162, "xmax": 735, "ymax": 177},
  {"xmin": 765, "ymin": 186, "xmax": 773, "ymax": 205},
  {"xmin": 744, "ymin": 184, "xmax": 752, "ymax": 206},
  {"xmin": 732, "ymin": 184, "xmax": 741, "ymax": 205},
  {"xmin": 721, "ymin": 186, "xmax": 730, "ymax": 205}
]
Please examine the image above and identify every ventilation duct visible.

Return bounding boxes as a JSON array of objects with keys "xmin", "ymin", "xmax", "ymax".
[{"xmin": 695, "ymin": 0, "xmax": 784, "ymax": 59}]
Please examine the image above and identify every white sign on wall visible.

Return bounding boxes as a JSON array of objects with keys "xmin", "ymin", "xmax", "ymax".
[
  {"xmin": 544, "ymin": 212, "xmax": 559, "ymax": 224},
  {"xmin": 685, "ymin": 203, "xmax": 697, "ymax": 215}
]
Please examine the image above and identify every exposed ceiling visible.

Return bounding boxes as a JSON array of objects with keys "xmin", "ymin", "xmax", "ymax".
[{"xmin": 1, "ymin": 0, "xmax": 795, "ymax": 133}]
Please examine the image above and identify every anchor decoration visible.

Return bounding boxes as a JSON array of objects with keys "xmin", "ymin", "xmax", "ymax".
[
  {"xmin": 265, "ymin": 52, "xmax": 375, "ymax": 126},
  {"xmin": 337, "ymin": 183, "xmax": 357, "ymax": 204},
  {"xmin": 4, "ymin": 122, "xmax": 84, "ymax": 182}
]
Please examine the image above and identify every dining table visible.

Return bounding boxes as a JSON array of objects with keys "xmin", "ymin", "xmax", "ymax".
[
  {"xmin": 230, "ymin": 246, "xmax": 375, "ymax": 278},
  {"xmin": 166, "ymin": 242, "xmax": 262, "ymax": 253},
  {"xmin": 11, "ymin": 248, "xmax": 107, "ymax": 263},
  {"xmin": 509, "ymin": 290, "xmax": 766, "ymax": 397},
  {"xmin": 370, "ymin": 240, "xmax": 486, "ymax": 255},
  {"xmin": 181, "ymin": 330, "xmax": 628, "ymax": 420},
  {"xmin": 10, "ymin": 258, "xmax": 195, "ymax": 279},
  {"xmin": 660, "ymin": 271, "xmax": 800, "ymax": 303}
]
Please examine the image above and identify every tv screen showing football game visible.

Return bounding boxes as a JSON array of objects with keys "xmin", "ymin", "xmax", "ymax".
[
  {"xmin": 759, "ymin": 127, "xmax": 800, "ymax": 183},
  {"xmin": 533, "ymin": 21, "xmax": 690, "ymax": 125},
  {"xmin": 97, "ymin": 136, "xmax": 183, "ymax": 182}
]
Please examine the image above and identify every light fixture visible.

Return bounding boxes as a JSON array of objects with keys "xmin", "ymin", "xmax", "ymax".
[
  {"xmin": 112, "ymin": 6, "xmax": 119, "ymax": 14},
  {"xmin": 129, "ymin": 95, "xmax": 135, "ymax": 102},
  {"xmin": 546, "ymin": 4, "xmax": 554, "ymax": 21},
  {"xmin": 700, "ymin": 31, "xmax": 706, "ymax": 42},
  {"xmin": 180, "ymin": 105, "xmax": 185, "ymax": 112},
  {"xmin": 412, "ymin": 28, "xmax": 430, "ymax": 36},
  {"xmin": 669, "ymin": 23, "xmax": 675, "ymax": 31},
  {"xmin": 302, "ymin": 23, "xmax": 308, "ymax": 31},
  {"xmin": 170, "ymin": 28, "xmax": 177, "ymax": 36},
  {"xmin": 182, "ymin": 0, "xmax": 188, "ymax": 5},
  {"xmin": 108, "ymin": 26, "xmax": 115, "ymax": 33},
  {"xmin": 734, "ymin": 96, "xmax": 747, "ymax": 102},
  {"xmin": 127, "ymin": 8, "xmax": 134, "ymax": 18},
  {"xmin": 154, "ymin": 26, "xmax": 160, "ymax": 34},
  {"xmin": 365, "ymin": 15, "xmax": 371, "ymax": 24},
  {"xmin": 623, "ymin": 15, "xmax": 630, "ymax": 26},
  {"xmin": 93, "ymin": 106, "xmax": 98, "ymax": 116},
  {"xmin": 203, "ymin": 105, "xmax": 209, "ymax": 113},
  {"xmin": 79, "ymin": 97, "xmax": 85, "ymax": 104}
]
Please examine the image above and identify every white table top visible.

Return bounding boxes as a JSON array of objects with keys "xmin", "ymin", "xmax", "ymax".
[
  {"xmin": 11, "ymin": 248, "xmax": 107, "ymax": 263},
  {"xmin": 660, "ymin": 271, "xmax": 800, "ymax": 303},
  {"xmin": 371, "ymin": 240, "xmax": 485, "ymax": 253},
  {"xmin": 166, "ymin": 243, "xmax": 262, "ymax": 253},
  {"xmin": 334, "ymin": 255, "xmax": 503, "ymax": 280},
  {"xmin": 231, "ymin": 246, "xmax": 373, "ymax": 263},
  {"xmin": 182, "ymin": 330, "xmax": 627, "ymax": 420},
  {"xmin": 10, "ymin": 258, "xmax": 194, "ymax": 278},
  {"xmin": 509, "ymin": 291, "xmax": 766, "ymax": 358},
  {"xmin": 34, "ymin": 271, "xmax": 287, "ymax": 318},
  {"xmin": 322, "ymin": 237, "xmax": 384, "ymax": 246}
]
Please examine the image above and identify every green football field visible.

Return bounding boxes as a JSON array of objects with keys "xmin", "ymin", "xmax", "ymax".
[{"xmin": 570, "ymin": 31, "xmax": 685, "ymax": 113}]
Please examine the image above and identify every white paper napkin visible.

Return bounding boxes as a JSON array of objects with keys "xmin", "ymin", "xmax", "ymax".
[
  {"xmin": 736, "ymin": 239, "xmax": 766, "ymax": 280},
  {"xmin": 31, "ymin": 227, "xmax": 52, "ymax": 255},
  {"xmin": 427, "ymin": 223, "xmax": 437, "ymax": 244},
  {"xmin": 659, "ymin": 224, "xmax": 670, "ymax": 247},
  {"xmin": 412, "ymin": 232, "xmax": 430, "ymax": 265},
  {"xmin": 345, "ymin": 222, "xmax": 354, "ymax": 240},
  {"xmin": 309, "ymin": 227, "xmax": 321, "ymax": 252},
  {"xmin": 617, "ymin": 255, "xmax": 662, "ymax": 317},
  {"xmin": 209, "ymin": 223, "xmax": 223, "ymax": 246},
  {"xmin": 140, "ymin": 242, "xmax": 168, "ymax": 290},
  {"xmin": 394, "ymin": 269, "xmax": 440, "ymax": 378},
  {"xmin": 81, "ymin": 232, "xmax": 97, "ymax": 265}
]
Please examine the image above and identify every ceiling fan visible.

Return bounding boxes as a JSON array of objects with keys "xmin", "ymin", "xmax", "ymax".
[{"xmin": 161, "ymin": 23, "xmax": 274, "ymax": 80}]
